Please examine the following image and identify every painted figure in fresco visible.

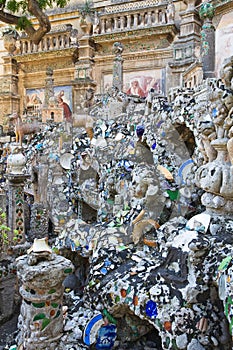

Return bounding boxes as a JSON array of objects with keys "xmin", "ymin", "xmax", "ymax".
[
  {"xmin": 144, "ymin": 76, "xmax": 161, "ymax": 95},
  {"xmin": 126, "ymin": 79, "xmax": 146, "ymax": 98},
  {"xmin": 57, "ymin": 90, "xmax": 72, "ymax": 122}
]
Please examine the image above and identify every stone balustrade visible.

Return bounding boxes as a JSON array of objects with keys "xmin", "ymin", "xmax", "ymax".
[
  {"xmin": 17, "ymin": 25, "xmax": 77, "ymax": 55},
  {"xmin": 94, "ymin": 2, "xmax": 174, "ymax": 36}
]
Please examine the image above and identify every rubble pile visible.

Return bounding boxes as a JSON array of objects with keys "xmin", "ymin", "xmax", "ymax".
[{"xmin": 2, "ymin": 58, "xmax": 233, "ymax": 350}]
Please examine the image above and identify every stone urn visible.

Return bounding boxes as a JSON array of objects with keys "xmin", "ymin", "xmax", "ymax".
[{"xmin": 7, "ymin": 147, "xmax": 26, "ymax": 174}]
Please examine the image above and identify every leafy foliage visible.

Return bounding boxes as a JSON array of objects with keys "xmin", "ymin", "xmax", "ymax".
[
  {"xmin": 0, "ymin": 209, "xmax": 18, "ymax": 251},
  {"xmin": 78, "ymin": 0, "xmax": 94, "ymax": 18},
  {"xmin": 16, "ymin": 16, "xmax": 32, "ymax": 31},
  {"xmin": 0, "ymin": 0, "xmax": 70, "ymax": 43}
]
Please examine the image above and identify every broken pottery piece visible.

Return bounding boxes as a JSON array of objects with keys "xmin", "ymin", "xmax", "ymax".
[
  {"xmin": 186, "ymin": 213, "xmax": 211, "ymax": 233},
  {"xmin": 27, "ymin": 238, "xmax": 52, "ymax": 254},
  {"xmin": 83, "ymin": 313, "xmax": 104, "ymax": 346},
  {"xmin": 145, "ymin": 300, "xmax": 158, "ymax": 318},
  {"xmin": 157, "ymin": 164, "xmax": 173, "ymax": 180},
  {"xmin": 96, "ymin": 324, "xmax": 117, "ymax": 349},
  {"xmin": 60, "ymin": 153, "xmax": 74, "ymax": 170}
]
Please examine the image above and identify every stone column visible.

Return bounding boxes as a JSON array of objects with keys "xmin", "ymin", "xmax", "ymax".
[
  {"xmin": 16, "ymin": 245, "xmax": 74, "ymax": 350},
  {"xmin": 112, "ymin": 42, "xmax": 124, "ymax": 91},
  {"xmin": 29, "ymin": 155, "xmax": 49, "ymax": 241},
  {"xmin": 7, "ymin": 174, "xmax": 28, "ymax": 244},
  {"xmin": 7, "ymin": 145, "xmax": 29, "ymax": 244},
  {"xmin": 195, "ymin": 67, "xmax": 233, "ymax": 217},
  {"xmin": 126, "ymin": 15, "xmax": 131, "ymax": 29},
  {"xmin": 147, "ymin": 11, "xmax": 152, "ymax": 26},
  {"xmin": 199, "ymin": 2, "xmax": 215, "ymax": 79},
  {"xmin": 43, "ymin": 67, "xmax": 54, "ymax": 108}
]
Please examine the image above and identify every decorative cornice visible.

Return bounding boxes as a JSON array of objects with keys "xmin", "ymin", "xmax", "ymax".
[
  {"xmin": 93, "ymin": 24, "xmax": 177, "ymax": 43},
  {"xmin": 103, "ymin": 0, "xmax": 168, "ymax": 14},
  {"xmin": 18, "ymin": 59, "xmax": 74, "ymax": 73},
  {"xmin": 95, "ymin": 47, "xmax": 172, "ymax": 63},
  {"xmin": 14, "ymin": 48, "xmax": 77, "ymax": 64},
  {"xmin": 96, "ymin": 38, "xmax": 171, "ymax": 56}
]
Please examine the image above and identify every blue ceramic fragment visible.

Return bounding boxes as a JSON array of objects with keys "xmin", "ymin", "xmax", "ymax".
[
  {"xmin": 100, "ymin": 267, "xmax": 108, "ymax": 275},
  {"xmin": 136, "ymin": 125, "xmax": 145, "ymax": 138},
  {"xmin": 151, "ymin": 142, "xmax": 157, "ymax": 150},
  {"xmin": 146, "ymin": 300, "xmax": 158, "ymax": 318},
  {"xmin": 96, "ymin": 324, "xmax": 117, "ymax": 349}
]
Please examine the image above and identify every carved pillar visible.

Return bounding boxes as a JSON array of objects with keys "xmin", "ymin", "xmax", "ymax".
[
  {"xmin": 154, "ymin": 9, "xmax": 159, "ymax": 24},
  {"xmin": 114, "ymin": 17, "xmax": 119, "ymax": 30},
  {"xmin": 133, "ymin": 13, "xmax": 138, "ymax": 27},
  {"xmin": 0, "ymin": 56, "xmax": 20, "ymax": 117},
  {"xmin": 16, "ymin": 241, "xmax": 74, "ymax": 350},
  {"xmin": 127, "ymin": 15, "xmax": 131, "ymax": 29},
  {"xmin": 101, "ymin": 18, "xmax": 106, "ymax": 34},
  {"xmin": 120, "ymin": 16, "xmax": 125, "ymax": 30},
  {"xmin": 43, "ymin": 67, "xmax": 54, "ymax": 108},
  {"xmin": 199, "ymin": 2, "xmax": 215, "ymax": 79},
  {"xmin": 112, "ymin": 42, "xmax": 124, "ymax": 91},
  {"xmin": 147, "ymin": 11, "xmax": 152, "ymax": 26},
  {"xmin": 7, "ymin": 145, "xmax": 29, "ymax": 244},
  {"xmin": 73, "ymin": 30, "xmax": 96, "ymax": 115}
]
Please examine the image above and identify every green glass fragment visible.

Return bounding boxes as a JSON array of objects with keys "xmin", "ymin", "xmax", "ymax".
[
  {"xmin": 218, "ymin": 256, "xmax": 232, "ymax": 271},
  {"xmin": 48, "ymin": 288, "xmax": 56, "ymax": 294},
  {"xmin": 54, "ymin": 310, "xmax": 61, "ymax": 318},
  {"xmin": 64, "ymin": 268, "xmax": 72, "ymax": 274},
  {"xmin": 166, "ymin": 189, "xmax": 179, "ymax": 201},
  {"xmin": 41, "ymin": 318, "xmax": 51, "ymax": 330},
  {"xmin": 165, "ymin": 337, "xmax": 170, "ymax": 347},
  {"xmin": 32, "ymin": 302, "xmax": 45, "ymax": 308},
  {"xmin": 103, "ymin": 308, "xmax": 117, "ymax": 325},
  {"xmin": 172, "ymin": 339, "xmax": 178, "ymax": 349},
  {"xmin": 125, "ymin": 297, "xmax": 133, "ymax": 304},
  {"xmin": 155, "ymin": 318, "xmax": 163, "ymax": 329},
  {"xmin": 51, "ymin": 303, "xmax": 58, "ymax": 308},
  {"xmin": 115, "ymin": 295, "xmax": 120, "ymax": 303},
  {"xmin": 126, "ymin": 286, "xmax": 131, "ymax": 295},
  {"xmin": 33, "ymin": 313, "xmax": 46, "ymax": 321}
]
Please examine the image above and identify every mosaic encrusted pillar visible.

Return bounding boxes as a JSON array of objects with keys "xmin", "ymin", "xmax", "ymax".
[
  {"xmin": 199, "ymin": 2, "xmax": 215, "ymax": 79},
  {"xmin": 16, "ymin": 253, "xmax": 74, "ymax": 350},
  {"xmin": 7, "ymin": 174, "xmax": 29, "ymax": 244},
  {"xmin": 112, "ymin": 42, "xmax": 124, "ymax": 91},
  {"xmin": 29, "ymin": 202, "xmax": 49, "ymax": 241}
]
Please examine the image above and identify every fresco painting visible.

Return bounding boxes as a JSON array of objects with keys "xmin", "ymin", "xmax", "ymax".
[
  {"xmin": 103, "ymin": 69, "xmax": 164, "ymax": 97},
  {"xmin": 25, "ymin": 85, "xmax": 72, "ymax": 119}
]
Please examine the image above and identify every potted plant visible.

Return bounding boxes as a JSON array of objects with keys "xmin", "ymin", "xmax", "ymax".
[{"xmin": 78, "ymin": 0, "xmax": 94, "ymax": 34}]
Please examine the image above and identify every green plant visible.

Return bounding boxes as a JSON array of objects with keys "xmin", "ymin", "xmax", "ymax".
[
  {"xmin": 0, "ymin": 209, "xmax": 18, "ymax": 251},
  {"xmin": 78, "ymin": 0, "xmax": 94, "ymax": 18}
]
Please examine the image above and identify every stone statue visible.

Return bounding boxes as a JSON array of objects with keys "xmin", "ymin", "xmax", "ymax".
[
  {"xmin": 93, "ymin": 11, "xmax": 100, "ymax": 34},
  {"xmin": 197, "ymin": 120, "xmax": 217, "ymax": 163},
  {"xmin": 112, "ymin": 42, "xmax": 124, "ymax": 57},
  {"xmin": 220, "ymin": 57, "xmax": 233, "ymax": 89},
  {"xmin": 70, "ymin": 28, "xmax": 79, "ymax": 46},
  {"xmin": 9, "ymin": 112, "xmax": 41, "ymax": 146},
  {"xmin": 167, "ymin": 0, "xmax": 175, "ymax": 23},
  {"xmin": 227, "ymin": 126, "xmax": 233, "ymax": 164}
]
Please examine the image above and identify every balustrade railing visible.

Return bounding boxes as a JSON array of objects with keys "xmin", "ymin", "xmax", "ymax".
[
  {"xmin": 94, "ymin": 3, "xmax": 174, "ymax": 36},
  {"xmin": 17, "ymin": 26, "xmax": 77, "ymax": 55}
]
